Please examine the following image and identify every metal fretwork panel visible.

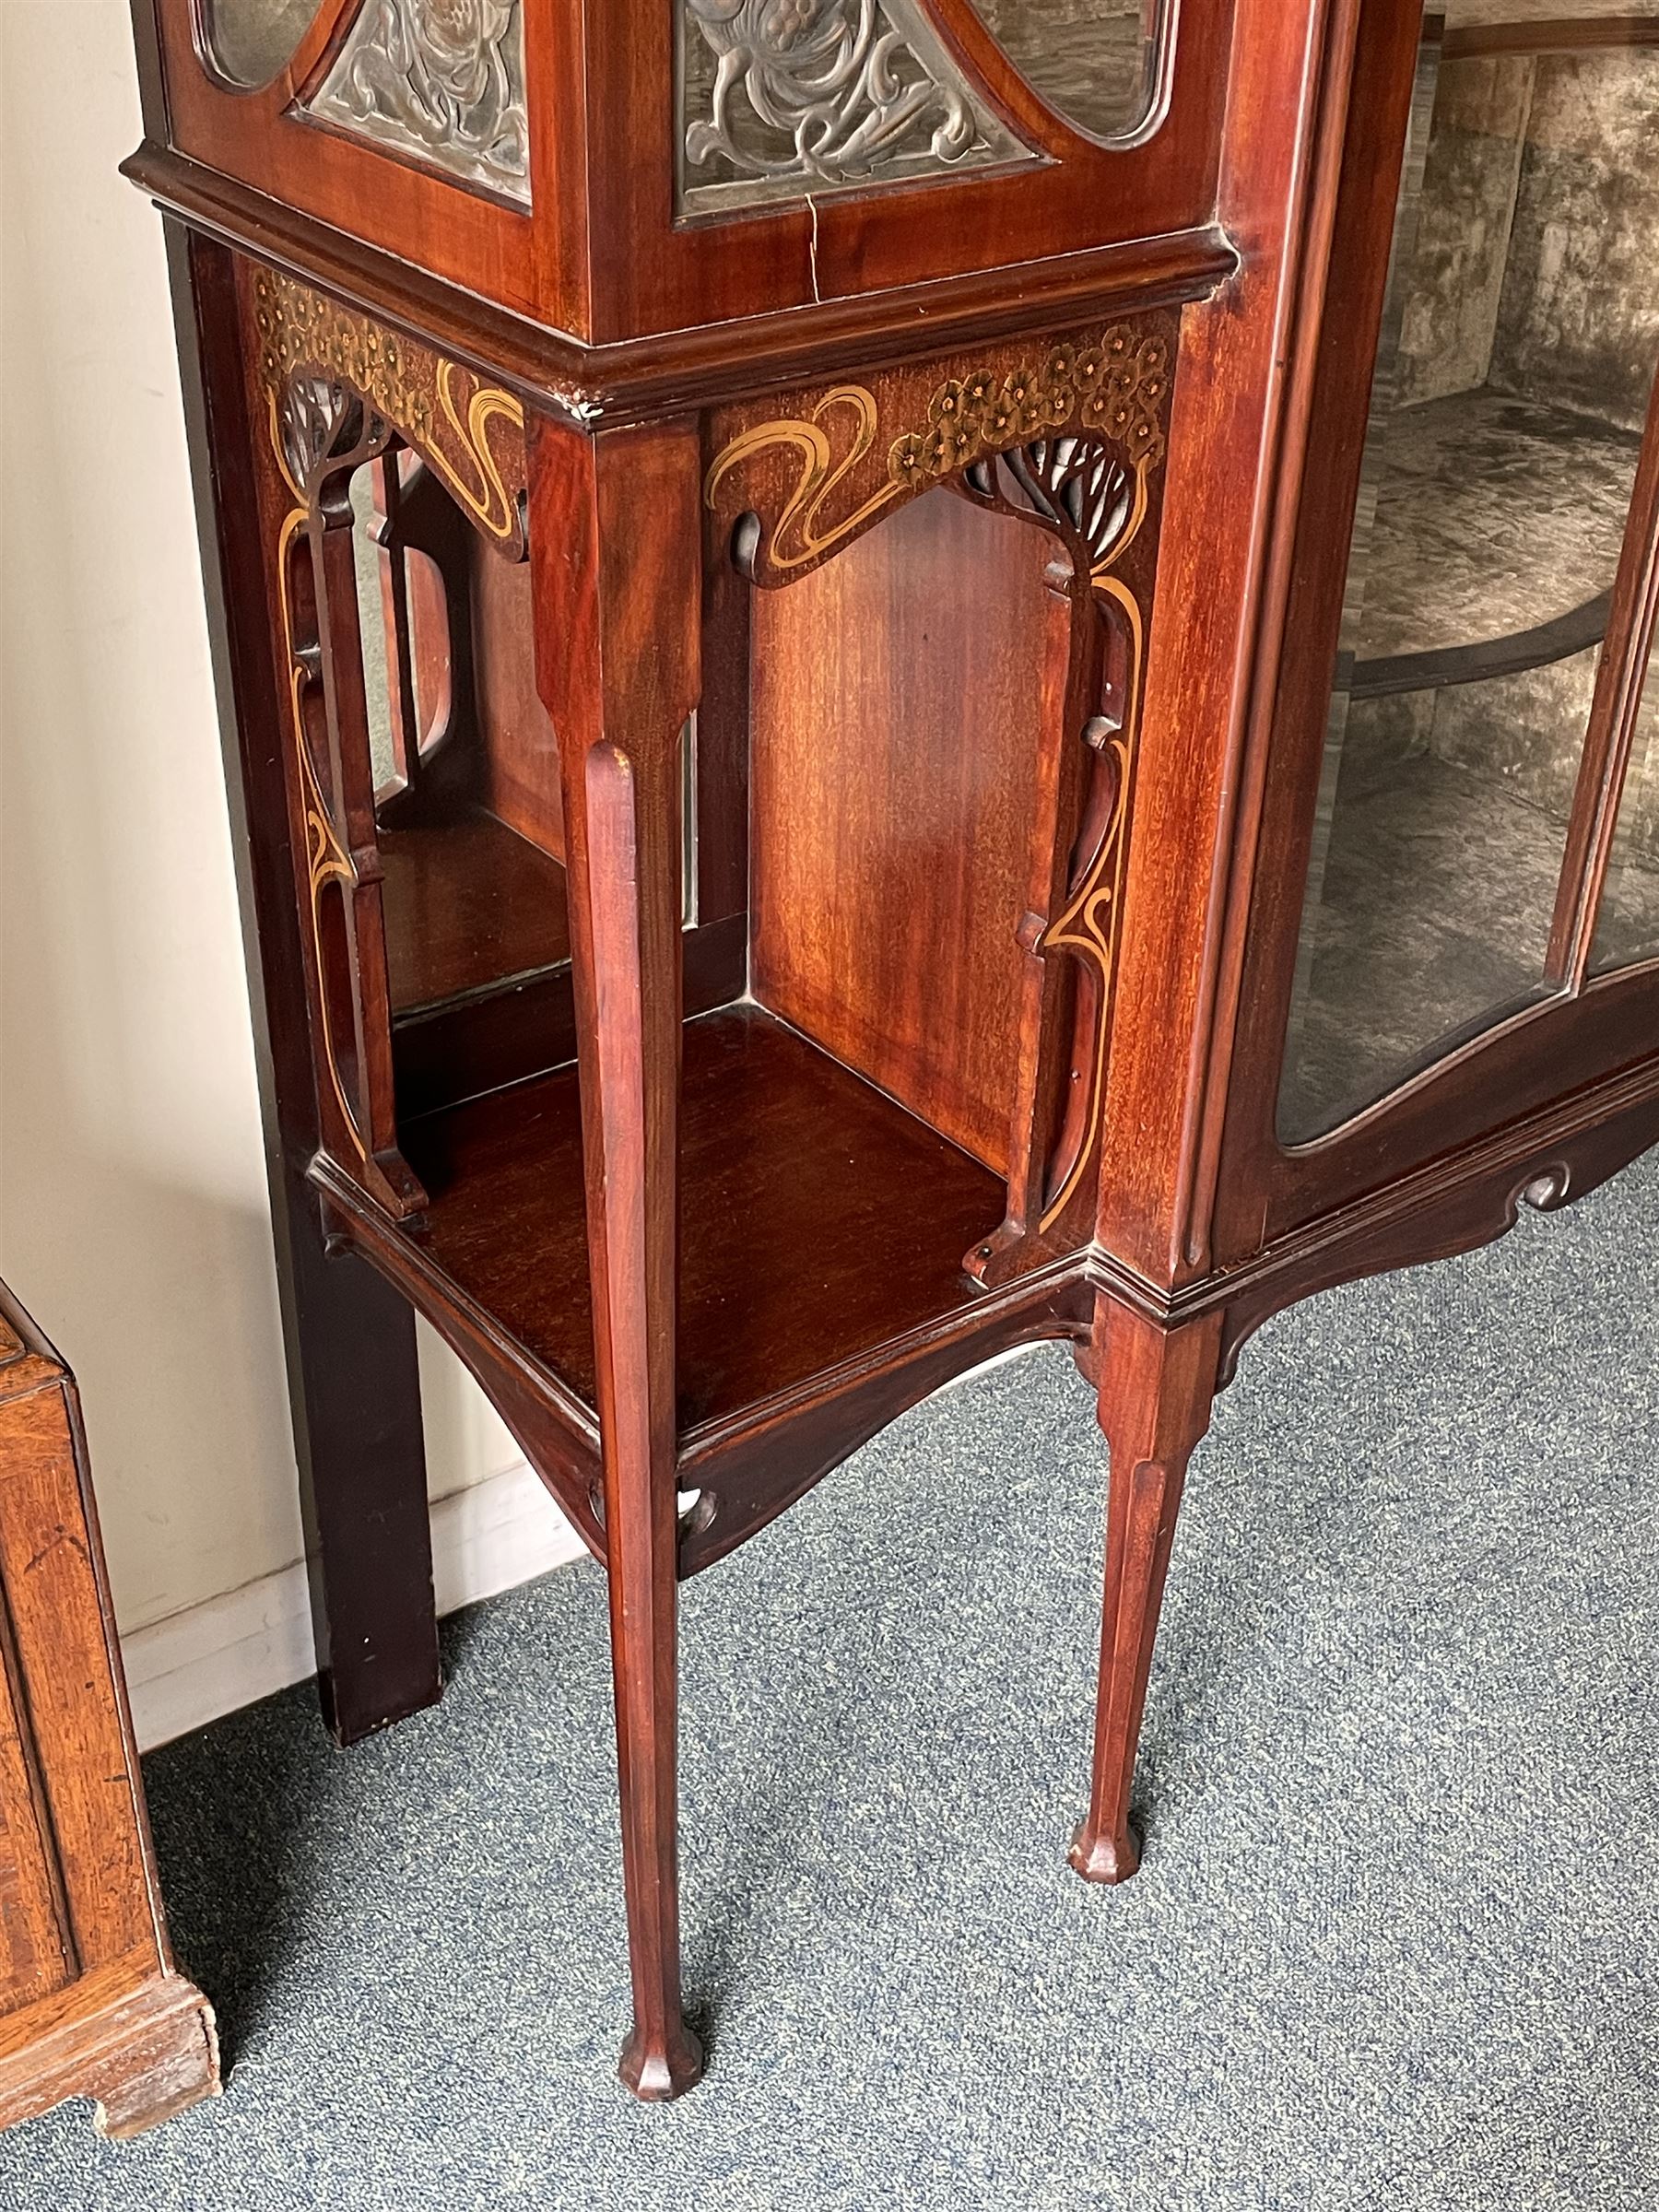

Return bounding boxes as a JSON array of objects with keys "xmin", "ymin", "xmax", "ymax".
[
  {"xmin": 306, "ymin": 0, "xmax": 531, "ymax": 208},
  {"xmin": 677, "ymin": 0, "xmax": 1039, "ymax": 218}
]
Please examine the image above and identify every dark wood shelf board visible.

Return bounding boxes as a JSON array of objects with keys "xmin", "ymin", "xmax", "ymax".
[
  {"xmin": 381, "ymin": 806, "xmax": 569, "ymax": 1017},
  {"xmin": 395, "ymin": 1005, "xmax": 1006, "ymax": 1434}
]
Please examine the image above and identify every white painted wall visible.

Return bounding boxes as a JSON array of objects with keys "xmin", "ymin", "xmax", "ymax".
[{"xmin": 0, "ymin": 2, "xmax": 579, "ymax": 1742}]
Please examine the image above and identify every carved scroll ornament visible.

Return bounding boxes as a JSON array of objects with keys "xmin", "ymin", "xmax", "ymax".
[
  {"xmin": 307, "ymin": 0, "xmax": 530, "ymax": 206},
  {"xmin": 252, "ymin": 271, "xmax": 526, "ymax": 550},
  {"xmin": 679, "ymin": 0, "xmax": 1035, "ymax": 213},
  {"xmin": 705, "ymin": 324, "xmax": 1168, "ymax": 580}
]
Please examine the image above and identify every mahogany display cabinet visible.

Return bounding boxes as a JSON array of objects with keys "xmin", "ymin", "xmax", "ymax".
[{"xmin": 124, "ymin": 0, "xmax": 1659, "ymax": 2098}]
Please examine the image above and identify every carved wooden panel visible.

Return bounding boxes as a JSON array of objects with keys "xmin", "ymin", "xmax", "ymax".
[
  {"xmin": 704, "ymin": 318, "xmax": 1169, "ymax": 582},
  {"xmin": 251, "ymin": 271, "xmax": 528, "ymax": 553},
  {"xmin": 305, "ymin": 0, "xmax": 531, "ymax": 207},
  {"xmin": 241, "ymin": 265, "xmax": 533, "ymax": 1219}
]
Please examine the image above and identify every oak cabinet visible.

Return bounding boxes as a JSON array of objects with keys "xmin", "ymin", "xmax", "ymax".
[{"xmin": 0, "ymin": 1286, "xmax": 217, "ymax": 2139}]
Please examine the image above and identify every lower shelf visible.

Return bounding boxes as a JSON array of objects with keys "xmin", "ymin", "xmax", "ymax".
[{"xmin": 397, "ymin": 1005, "xmax": 1006, "ymax": 1433}]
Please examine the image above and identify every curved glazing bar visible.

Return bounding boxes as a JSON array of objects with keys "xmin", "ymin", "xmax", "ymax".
[
  {"xmin": 199, "ymin": 0, "xmax": 323, "ymax": 88},
  {"xmin": 677, "ymin": 0, "xmax": 1039, "ymax": 218},
  {"xmin": 305, "ymin": 0, "xmax": 530, "ymax": 206},
  {"xmin": 1444, "ymin": 0, "xmax": 1659, "ymax": 26},
  {"xmin": 1593, "ymin": 644, "xmax": 1659, "ymax": 971},
  {"xmin": 966, "ymin": 0, "xmax": 1169, "ymax": 143}
]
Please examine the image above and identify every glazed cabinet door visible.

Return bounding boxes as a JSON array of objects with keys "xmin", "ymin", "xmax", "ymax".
[{"xmin": 1218, "ymin": 0, "xmax": 1659, "ymax": 1249}]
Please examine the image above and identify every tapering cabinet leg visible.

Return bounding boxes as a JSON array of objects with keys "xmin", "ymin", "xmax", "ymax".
[
  {"xmin": 286, "ymin": 1206, "xmax": 439, "ymax": 1746},
  {"xmin": 1070, "ymin": 1302, "xmax": 1222, "ymax": 1885},
  {"xmin": 530, "ymin": 416, "xmax": 704, "ymax": 2100}
]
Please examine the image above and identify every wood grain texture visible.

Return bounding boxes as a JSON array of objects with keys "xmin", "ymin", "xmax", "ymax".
[
  {"xmin": 177, "ymin": 230, "xmax": 441, "ymax": 1745},
  {"xmin": 380, "ymin": 809, "xmax": 569, "ymax": 1015},
  {"xmin": 529, "ymin": 416, "xmax": 704, "ymax": 2099},
  {"xmin": 0, "ymin": 1285, "xmax": 218, "ymax": 2140},
  {"xmin": 1071, "ymin": 1302, "xmax": 1223, "ymax": 1885},
  {"xmin": 397, "ymin": 1005, "xmax": 1006, "ymax": 1439},
  {"xmin": 750, "ymin": 488, "xmax": 1066, "ymax": 1171}
]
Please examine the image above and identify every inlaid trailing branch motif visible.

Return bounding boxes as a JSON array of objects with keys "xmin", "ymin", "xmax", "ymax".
[
  {"xmin": 705, "ymin": 324, "xmax": 1168, "ymax": 579},
  {"xmin": 679, "ymin": 0, "xmax": 1033, "ymax": 213},
  {"xmin": 249, "ymin": 268, "xmax": 529, "ymax": 1216},
  {"xmin": 271, "ymin": 431, "xmax": 398, "ymax": 1199},
  {"xmin": 253, "ymin": 271, "xmax": 527, "ymax": 549},
  {"xmin": 249, "ymin": 270, "xmax": 481, "ymax": 1217},
  {"xmin": 958, "ymin": 441, "xmax": 1149, "ymax": 1233},
  {"xmin": 1038, "ymin": 579, "xmax": 1143, "ymax": 1229},
  {"xmin": 265, "ymin": 382, "xmax": 429, "ymax": 1221},
  {"xmin": 307, "ymin": 0, "xmax": 530, "ymax": 206}
]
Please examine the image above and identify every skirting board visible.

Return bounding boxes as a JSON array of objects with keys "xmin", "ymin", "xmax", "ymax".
[
  {"xmin": 118, "ymin": 1344, "xmax": 1043, "ymax": 1753},
  {"xmin": 121, "ymin": 1459, "xmax": 587, "ymax": 1753}
]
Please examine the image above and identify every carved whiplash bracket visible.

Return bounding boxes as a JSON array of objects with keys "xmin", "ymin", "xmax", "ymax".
[
  {"xmin": 677, "ymin": 0, "xmax": 1039, "ymax": 217},
  {"xmin": 305, "ymin": 0, "xmax": 531, "ymax": 207},
  {"xmin": 252, "ymin": 271, "xmax": 528, "ymax": 556},
  {"xmin": 703, "ymin": 323, "xmax": 1168, "ymax": 582}
]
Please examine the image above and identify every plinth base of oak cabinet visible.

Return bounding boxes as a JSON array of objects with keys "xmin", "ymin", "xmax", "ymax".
[
  {"xmin": 1068, "ymin": 1820, "xmax": 1143, "ymax": 1886},
  {"xmin": 618, "ymin": 2022, "xmax": 705, "ymax": 2102},
  {"xmin": 0, "ymin": 1970, "xmax": 220, "ymax": 2143}
]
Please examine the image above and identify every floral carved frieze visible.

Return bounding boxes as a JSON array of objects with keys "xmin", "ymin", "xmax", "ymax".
[
  {"xmin": 704, "ymin": 323, "xmax": 1171, "ymax": 582},
  {"xmin": 252, "ymin": 271, "xmax": 527, "ymax": 552},
  {"xmin": 679, "ymin": 0, "xmax": 1036, "ymax": 214},
  {"xmin": 307, "ymin": 0, "xmax": 530, "ymax": 206}
]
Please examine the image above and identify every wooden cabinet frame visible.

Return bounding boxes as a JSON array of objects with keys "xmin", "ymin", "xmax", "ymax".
[{"xmin": 126, "ymin": 0, "xmax": 1659, "ymax": 2099}]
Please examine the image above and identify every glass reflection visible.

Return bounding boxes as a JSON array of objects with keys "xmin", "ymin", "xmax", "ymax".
[
  {"xmin": 201, "ymin": 0, "xmax": 320, "ymax": 88},
  {"xmin": 968, "ymin": 0, "xmax": 1166, "ymax": 141},
  {"xmin": 1279, "ymin": 15, "xmax": 1659, "ymax": 1140},
  {"xmin": 1593, "ymin": 642, "xmax": 1659, "ymax": 971}
]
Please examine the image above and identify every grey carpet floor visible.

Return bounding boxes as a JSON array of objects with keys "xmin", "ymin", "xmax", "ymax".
[{"xmin": 6, "ymin": 1151, "xmax": 1656, "ymax": 2210}]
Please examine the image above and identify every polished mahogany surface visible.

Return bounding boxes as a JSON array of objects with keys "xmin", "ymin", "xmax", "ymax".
[
  {"xmin": 129, "ymin": 0, "xmax": 1659, "ymax": 2107},
  {"xmin": 381, "ymin": 810, "xmax": 568, "ymax": 1015},
  {"xmin": 400, "ymin": 1006, "xmax": 1004, "ymax": 1433}
]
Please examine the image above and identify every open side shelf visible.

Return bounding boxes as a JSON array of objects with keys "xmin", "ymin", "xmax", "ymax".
[
  {"xmin": 395, "ymin": 1005, "xmax": 1007, "ymax": 1437},
  {"xmin": 381, "ymin": 806, "xmax": 570, "ymax": 1016}
]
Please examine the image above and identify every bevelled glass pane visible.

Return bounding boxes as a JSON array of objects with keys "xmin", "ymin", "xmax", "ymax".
[
  {"xmin": 677, "ymin": 0, "xmax": 1038, "ymax": 216},
  {"xmin": 307, "ymin": 0, "xmax": 530, "ymax": 206},
  {"xmin": 1593, "ymin": 644, "xmax": 1659, "ymax": 971},
  {"xmin": 201, "ymin": 0, "xmax": 320, "ymax": 88},
  {"xmin": 1278, "ymin": 19, "xmax": 1659, "ymax": 1142},
  {"xmin": 967, "ymin": 0, "xmax": 1166, "ymax": 142}
]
